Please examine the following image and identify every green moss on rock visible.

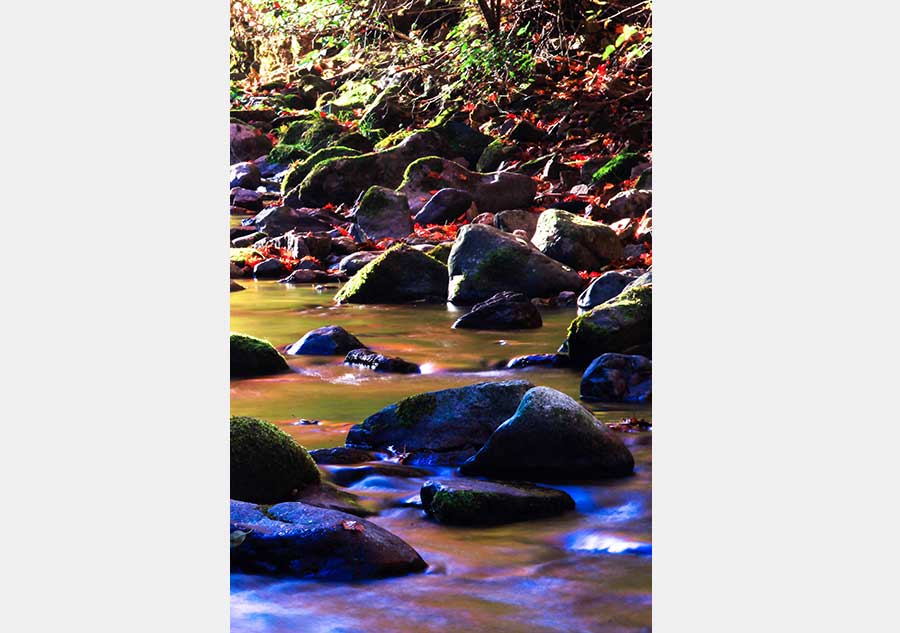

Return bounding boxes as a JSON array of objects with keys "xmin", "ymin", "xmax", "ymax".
[
  {"xmin": 281, "ymin": 146, "xmax": 360, "ymax": 195},
  {"xmin": 395, "ymin": 393, "xmax": 438, "ymax": 427},
  {"xmin": 280, "ymin": 116, "xmax": 345, "ymax": 152},
  {"xmin": 231, "ymin": 332, "xmax": 290, "ymax": 378},
  {"xmin": 565, "ymin": 283, "xmax": 652, "ymax": 366},
  {"xmin": 374, "ymin": 129, "xmax": 415, "ymax": 150},
  {"xmin": 591, "ymin": 152, "xmax": 645, "ymax": 185},
  {"xmin": 230, "ymin": 415, "xmax": 320, "ymax": 504},
  {"xmin": 268, "ymin": 143, "xmax": 310, "ymax": 165},
  {"xmin": 333, "ymin": 243, "xmax": 449, "ymax": 304}
]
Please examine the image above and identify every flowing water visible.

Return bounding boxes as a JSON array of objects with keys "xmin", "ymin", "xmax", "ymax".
[{"xmin": 231, "ymin": 281, "xmax": 651, "ymax": 632}]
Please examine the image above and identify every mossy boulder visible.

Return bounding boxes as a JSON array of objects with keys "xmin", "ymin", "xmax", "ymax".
[
  {"xmin": 333, "ymin": 243, "xmax": 448, "ymax": 304},
  {"xmin": 447, "ymin": 224, "xmax": 583, "ymax": 305},
  {"xmin": 425, "ymin": 242, "xmax": 453, "ymax": 264},
  {"xmin": 359, "ymin": 85, "xmax": 411, "ymax": 134},
  {"xmin": 266, "ymin": 144, "xmax": 310, "ymax": 165},
  {"xmin": 421, "ymin": 479, "xmax": 575, "ymax": 526},
  {"xmin": 279, "ymin": 115, "xmax": 345, "ymax": 152},
  {"xmin": 565, "ymin": 283, "xmax": 652, "ymax": 366},
  {"xmin": 294, "ymin": 131, "xmax": 448, "ymax": 207},
  {"xmin": 476, "ymin": 138, "xmax": 521, "ymax": 172},
  {"xmin": 374, "ymin": 129, "xmax": 415, "ymax": 150},
  {"xmin": 531, "ymin": 208, "xmax": 624, "ymax": 271},
  {"xmin": 351, "ymin": 186, "xmax": 412, "ymax": 241},
  {"xmin": 398, "ymin": 156, "xmax": 536, "ymax": 215},
  {"xmin": 345, "ymin": 380, "xmax": 534, "ymax": 464},
  {"xmin": 330, "ymin": 79, "xmax": 379, "ymax": 110},
  {"xmin": 591, "ymin": 152, "xmax": 646, "ymax": 185},
  {"xmin": 230, "ymin": 416, "xmax": 320, "ymax": 503},
  {"xmin": 230, "ymin": 499, "xmax": 427, "ymax": 579},
  {"xmin": 281, "ymin": 146, "xmax": 360, "ymax": 198},
  {"xmin": 230, "ymin": 333, "xmax": 290, "ymax": 378},
  {"xmin": 459, "ymin": 386, "xmax": 635, "ymax": 481},
  {"xmin": 576, "ymin": 269, "xmax": 643, "ymax": 312}
]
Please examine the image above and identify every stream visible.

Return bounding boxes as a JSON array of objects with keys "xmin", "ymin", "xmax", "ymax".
[{"xmin": 231, "ymin": 281, "xmax": 651, "ymax": 632}]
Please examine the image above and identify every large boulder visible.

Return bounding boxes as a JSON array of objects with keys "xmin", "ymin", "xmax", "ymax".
[
  {"xmin": 334, "ymin": 243, "xmax": 448, "ymax": 304},
  {"xmin": 531, "ymin": 209, "xmax": 624, "ymax": 271},
  {"xmin": 565, "ymin": 283, "xmax": 652, "ymax": 366},
  {"xmin": 452, "ymin": 291, "xmax": 542, "ymax": 330},
  {"xmin": 230, "ymin": 333, "xmax": 289, "ymax": 378},
  {"xmin": 230, "ymin": 500, "xmax": 427, "ymax": 579},
  {"xmin": 459, "ymin": 387, "xmax": 635, "ymax": 481},
  {"xmin": 351, "ymin": 186, "xmax": 412, "ymax": 241},
  {"xmin": 230, "ymin": 416, "xmax": 320, "ymax": 503},
  {"xmin": 420, "ymin": 479, "xmax": 575, "ymax": 526},
  {"xmin": 413, "ymin": 188, "xmax": 474, "ymax": 226},
  {"xmin": 230, "ymin": 121, "xmax": 273, "ymax": 163},
  {"xmin": 346, "ymin": 380, "xmax": 534, "ymax": 462},
  {"xmin": 279, "ymin": 115, "xmax": 345, "ymax": 152},
  {"xmin": 447, "ymin": 224, "xmax": 583, "ymax": 305},
  {"xmin": 398, "ymin": 157, "xmax": 537, "ymax": 215},
  {"xmin": 281, "ymin": 146, "xmax": 361, "ymax": 202},
  {"xmin": 580, "ymin": 353, "xmax": 652, "ymax": 403},
  {"xmin": 285, "ymin": 325, "xmax": 364, "ymax": 356},
  {"xmin": 294, "ymin": 131, "xmax": 448, "ymax": 207},
  {"xmin": 576, "ymin": 269, "xmax": 643, "ymax": 312}
]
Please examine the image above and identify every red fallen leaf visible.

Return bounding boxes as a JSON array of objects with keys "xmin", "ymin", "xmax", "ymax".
[
  {"xmin": 425, "ymin": 171, "xmax": 443, "ymax": 179},
  {"xmin": 487, "ymin": 93, "xmax": 498, "ymax": 103},
  {"xmin": 462, "ymin": 102, "xmax": 475, "ymax": 112},
  {"xmin": 322, "ymin": 203, "xmax": 335, "ymax": 211},
  {"xmin": 428, "ymin": 190, "xmax": 439, "ymax": 195},
  {"xmin": 341, "ymin": 520, "xmax": 365, "ymax": 532}
]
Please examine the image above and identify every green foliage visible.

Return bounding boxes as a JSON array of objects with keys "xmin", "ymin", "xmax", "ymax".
[{"xmin": 445, "ymin": 14, "xmax": 535, "ymax": 88}]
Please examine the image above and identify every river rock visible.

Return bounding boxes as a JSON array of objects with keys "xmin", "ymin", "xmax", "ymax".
[
  {"xmin": 279, "ymin": 115, "xmax": 345, "ymax": 152},
  {"xmin": 452, "ymin": 291, "xmax": 542, "ymax": 330},
  {"xmin": 580, "ymin": 353, "xmax": 652, "ymax": 403},
  {"xmin": 279, "ymin": 269, "xmax": 339, "ymax": 284},
  {"xmin": 601, "ymin": 189, "xmax": 653, "ymax": 222},
  {"xmin": 433, "ymin": 118, "xmax": 494, "ymax": 166},
  {"xmin": 231, "ymin": 187, "xmax": 264, "ymax": 211},
  {"xmin": 591, "ymin": 152, "xmax": 646, "ymax": 185},
  {"xmin": 565, "ymin": 283, "xmax": 652, "ymax": 366},
  {"xmin": 337, "ymin": 251, "xmax": 381, "ymax": 275},
  {"xmin": 351, "ymin": 186, "xmax": 412, "ymax": 241},
  {"xmin": 507, "ymin": 119, "xmax": 546, "ymax": 143},
  {"xmin": 252, "ymin": 258, "xmax": 287, "ymax": 279},
  {"xmin": 231, "ymin": 333, "xmax": 290, "ymax": 378},
  {"xmin": 460, "ymin": 387, "xmax": 635, "ymax": 481},
  {"xmin": 576, "ymin": 269, "xmax": 643, "ymax": 312},
  {"xmin": 334, "ymin": 243, "xmax": 448, "ymax": 304},
  {"xmin": 346, "ymin": 380, "xmax": 534, "ymax": 459},
  {"xmin": 230, "ymin": 280, "xmax": 245, "ymax": 292},
  {"xmin": 344, "ymin": 349, "xmax": 420, "ymax": 374},
  {"xmin": 447, "ymin": 224, "xmax": 583, "ymax": 305},
  {"xmin": 230, "ymin": 416, "xmax": 320, "ymax": 503},
  {"xmin": 230, "ymin": 161, "xmax": 261, "ymax": 189},
  {"xmin": 505, "ymin": 353, "xmax": 572, "ymax": 369},
  {"xmin": 309, "ymin": 447, "xmax": 377, "ymax": 465},
  {"xmin": 294, "ymin": 130, "xmax": 448, "ymax": 207},
  {"xmin": 246, "ymin": 206, "xmax": 333, "ymax": 236},
  {"xmin": 531, "ymin": 209, "xmax": 624, "ymax": 271},
  {"xmin": 475, "ymin": 138, "xmax": 521, "ymax": 172},
  {"xmin": 285, "ymin": 325, "xmax": 365, "ymax": 356},
  {"xmin": 230, "ymin": 121, "xmax": 273, "ymax": 163},
  {"xmin": 420, "ymin": 479, "xmax": 575, "ymax": 526},
  {"xmin": 231, "ymin": 231, "xmax": 267, "ymax": 248},
  {"xmin": 399, "ymin": 157, "xmax": 537, "ymax": 215},
  {"xmin": 230, "ymin": 499, "xmax": 427, "ymax": 579},
  {"xmin": 281, "ymin": 146, "xmax": 361, "ymax": 203},
  {"xmin": 494, "ymin": 209, "xmax": 539, "ymax": 239},
  {"xmin": 413, "ymin": 188, "xmax": 474, "ymax": 226}
]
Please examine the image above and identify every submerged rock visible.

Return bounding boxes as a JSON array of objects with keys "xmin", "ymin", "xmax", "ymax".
[
  {"xmin": 230, "ymin": 161, "xmax": 261, "ymax": 189},
  {"xmin": 580, "ymin": 353, "xmax": 652, "ymax": 403},
  {"xmin": 230, "ymin": 416, "xmax": 320, "ymax": 504},
  {"xmin": 565, "ymin": 283, "xmax": 652, "ymax": 366},
  {"xmin": 447, "ymin": 224, "xmax": 583, "ymax": 305},
  {"xmin": 452, "ymin": 291, "xmax": 542, "ymax": 330},
  {"xmin": 346, "ymin": 380, "xmax": 534, "ymax": 459},
  {"xmin": 329, "ymin": 463, "xmax": 430, "ymax": 487},
  {"xmin": 285, "ymin": 325, "xmax": 365, "ymax": 356},
  {"xmin": 309, "ymin": 447, "xmax": 377, "ymax": 465},
  {"xmin": 230, "ymin": 333, "xmax": 289, "ymax": 378},
  {"xmin": 351, "ymin": 186, "xmax": 412, "ymax": 241},
  {"xmin": 334, "ymin": 243, "xmax": 448, "ymax": 304},
  {"xmin": 344, "ymin": 349, "xmax": 420, "ymax": 374},
  {"xmin": 531, "ymin": 209, "xmax": 624, "ymax": 271},
  {"xmin": 399, "ymin": 156, "xmax": 537, "ymax": 215},
  {"xmin": 421, "ymin": 479, "xmax": 575, "ymax": 526},
  {"xmin": 459, "ymin": 386, "xmax": 635, "ymax": 481},
  {"xmin": 230, "ymin": 499, "xmax": 427, "ymax": 579}
]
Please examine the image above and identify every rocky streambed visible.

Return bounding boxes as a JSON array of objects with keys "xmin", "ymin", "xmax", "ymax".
[{"xmin": 231, "ymin": 285, "xmax": 651, "ymax": 632}]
